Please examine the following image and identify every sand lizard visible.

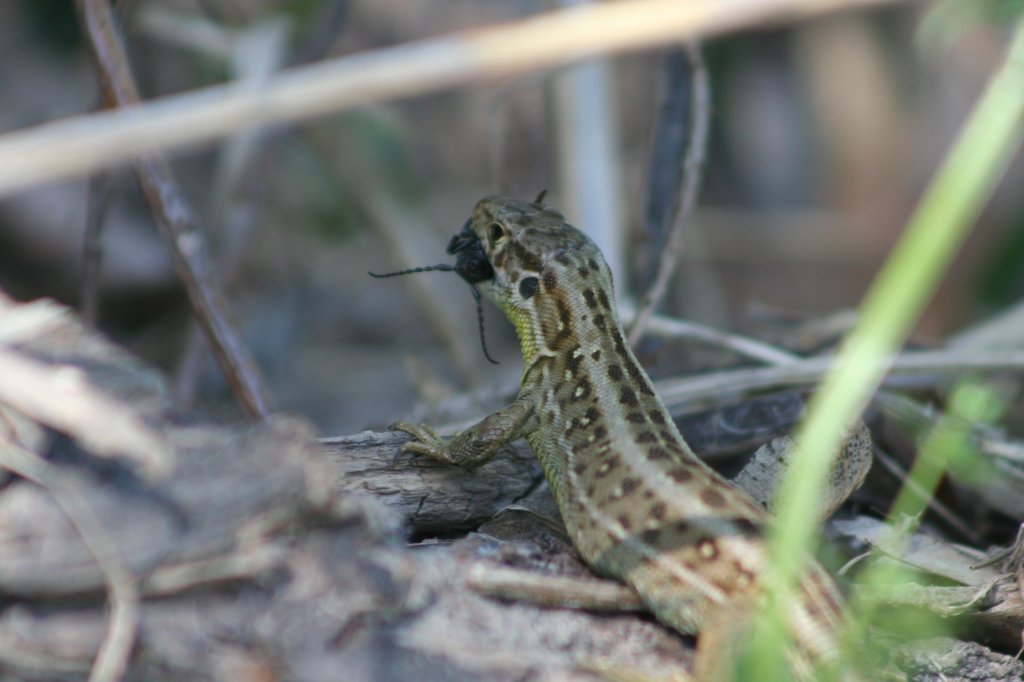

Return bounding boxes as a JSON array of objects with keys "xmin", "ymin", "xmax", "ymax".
[{"xmin": 388, "ymin": 196, "xmax": 861, "ymax": 680}]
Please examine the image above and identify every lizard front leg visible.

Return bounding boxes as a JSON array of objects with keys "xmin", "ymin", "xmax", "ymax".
[{"xmin": 394, "ymin": 387, "xmax": 538, "ymax": 469}]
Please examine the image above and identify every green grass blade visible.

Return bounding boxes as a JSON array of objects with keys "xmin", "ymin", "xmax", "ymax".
[{"xmin": 750, "ymin": 18, "xmax": 1024, "ymax": 679}]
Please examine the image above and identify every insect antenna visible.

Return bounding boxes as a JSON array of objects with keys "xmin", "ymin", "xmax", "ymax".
[
  {"xmin": 368, "ymin": 263, "xmax": 499, "ymax": 364},
  {"xmin": 470, "ymin": 286, "xmax": 499, "ymax": 365},
  {"xmin": 532, "ymin": 189, "xmax": 548, "ymax": 205},
  {"xmin": 368, "ymin": 264, "xmax": 455, "ymax": 277}
]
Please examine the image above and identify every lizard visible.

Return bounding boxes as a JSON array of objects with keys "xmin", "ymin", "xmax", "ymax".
[{"xmin": 384, "ymin": 195, "xmax": 862, "ymax": 681}]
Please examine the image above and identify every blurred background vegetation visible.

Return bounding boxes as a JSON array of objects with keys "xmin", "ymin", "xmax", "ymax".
[{"xmin": 0, "ymin": 0, "xmax": 1021, "ymax": 436}]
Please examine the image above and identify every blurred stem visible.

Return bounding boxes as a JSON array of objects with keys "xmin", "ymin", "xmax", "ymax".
[
  {"xmin": 627, "ymin": 42, "xmax": 709, "ymax": 345},
  {"xmin": 640, "ymin": 47, "xmax": 693, "ymax": 281},
  {"xmin": 76, "ymin": 0, "xmax": 275, "ymax": 420},
  {"xmin": 755, "ymin": 17, "xmax": 1024, "ymax": 675},
  {"xmin": 0, "ymin": 0, "xmax": 911, "ymax": 198},
  {"xmin": 81, "ymin": 172, "xmax": 112, "ymax": 326}
]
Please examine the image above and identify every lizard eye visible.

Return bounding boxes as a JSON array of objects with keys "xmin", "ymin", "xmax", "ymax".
[
  {"xmin": 488, "ymin": 223, "xmax": 505, "ymax": 243},
  {"xmin": 518, "ymin": 276, "xmax": 539, "ymax": 300}
]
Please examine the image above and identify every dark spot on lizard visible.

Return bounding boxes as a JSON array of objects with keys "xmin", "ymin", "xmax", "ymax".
[
  {"xmin": 619, "ymin": 386, "xmax": 639, "ymax": 407},
  {"xmin": 636, "ymin": 431, "xmax": 657, "ymax": 444},
  {"xmin": 648, "ymin": 410, "xmax": 666, "ymax": 424},
  {"xmin": 555, "ymin": 298, "xmax": 573, "ymax": 341},
  {"xmin": 595, "ymin": 453, "xmax": 621, "ymax": 478},
  {"xmin": 543, "ymin": 270, "xmax": 558, "ymax": 291},
  {"xmin": 620, "ymin": 476, "xmax": 641, "ymax": 496},
  {"xmin": 803, "ymin": 593, "xmax": 826, "ymax": 620},
  {"xmin": 510, "ymin": 241, "xmax": 543, "ymax": 272},
  {"xmin": 650, "ymin": 502, "xmax": 667, "ymax": 520},
  {"xmin": 647, "ymin": 446, "xmax": 672, "ymax": 460},
  {"xmin": 625, "ymin": 362, "xmax": 655, "ymax": 396},
  {"xmin": 597, "ymin": 287, "xmax": 611, "ymax": 311},
  {"xmin": 617, "ymin": 514, "xmax": 633, "ymax": 531},
  {"xmin": 608, "ymin": 364, "xmax": 624, "ymax": 382},
  {"xmin": 641, "ymin": 528, "xmax": 661, "ymax": 544},
  {"xmin": 626, "ymin": 412, "xmax": 645, "ymax": 424},
  {"xmin": 566, "ymin": 346, "xmax": 583, "ymax": 374},
  {"xmin": 571, "ymin": 378, "xmax": 592, "ymax": 401},
  {"xmin": 613, "ymin": 333, "xmax": 630, "ymax": 361},
  {"xmin": 583, "ymin": 288, "xmax": 598, "ymax": 309},
  {"xmin": 593, "ymin": 425, "xmax": 608, "ymax": 440},
  {"xmin": 697, "ymin": 538, "xmax": 719, "ymax": 560},
  {"xmin": 588, "ymin": 257, "xmax": 600, "ymax": 273},
  {"xmin": 578, "ymin": 265, "xmax": 590, "ymax": 278},
  {"xmin": 594, "ymin": 314, "xmax": 607, "ymax": 332},
  {"xmin": 700, "ymin": 488, "xmax": 727, "ymax": 509},
  {"xmin": 590, "ymin": 349, "xmax": 601, "ymax": 361},
  {"xmin": 668, "ymin": 468, "xmax": 694, "ymax": 483},
  {"xmin": 555, "ymin": 252, "xmax": 571, "ymax": 266},
  {"xmin": 818, "ymin": 579, "xmax": 845, "ymax": 617},
  {"xmin": 731, "ymin": 517, "xmax": 762, "ymax": 537},
  {"xmin": 585, "ymin": 407, "xmax": 601, "ymax": 423},
  {"xmin": 736, "ymin": 564, "xmax": 757, "ymax": 586}
]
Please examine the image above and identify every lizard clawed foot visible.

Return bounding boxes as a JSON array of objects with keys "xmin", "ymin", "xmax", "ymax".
[{"xmin": 390, "ymin": 422, "xmax": 458, "ymax": 465}]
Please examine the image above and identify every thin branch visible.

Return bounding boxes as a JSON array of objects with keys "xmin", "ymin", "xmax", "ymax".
[
  {"xmin": 628, "ymin": 42, "xmax": 710, "ymax": 345},
  {"xmin": 75, "ymin": 0, "xmax": 275, "ymax": 420},
  {"xmin": 152, "ymin": 12, "xmax": 289, "ymax": 407},
  {"xmin": 656, "ymin": 348, "xmax": 1024, "ymax": 409},
  {"xmin": 624, "ymin": 307, "xmax": 799, "ymax": 365},
  {"xmin": 0, "ymin": 0, "xmax": 908, "ymax": 197},
  {"xmin": 639, "ymin": 47, "xmax": 693, "ymax": 282},
  {"xmin": 0, "ymin": 436, "xmax": 139, "ymax": 682},
  {"xmin": 81, "ymin": 172, "xmax": 113, "ymax": 326}
]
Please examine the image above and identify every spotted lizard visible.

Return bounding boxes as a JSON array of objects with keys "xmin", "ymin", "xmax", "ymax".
[{"xmin": 387, "ymin": 196, "xmax": 866, "ymax": 681}]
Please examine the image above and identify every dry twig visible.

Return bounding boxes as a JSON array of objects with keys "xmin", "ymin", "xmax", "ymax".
[
  {"xmin": 626, "ymin": 308, "xmax": 798, "ymax": 364},
  {"xmin": 656, "ymin": 347, "xmax": 1024, "ymax": 409},
  {"xmin": 628, "ymin": 42, "xmax": 711, "ymax": 345},
  {"xmin": 81, "ymin": 172, "xmax": 112, "ymax": 326},
  {"xmin": 75, "ymin": 0, "xmax": 274, "ymax": 420}
]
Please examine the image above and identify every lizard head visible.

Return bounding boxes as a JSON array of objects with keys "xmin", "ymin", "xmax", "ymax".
[
  {"xmin": 449, "ymin": 195, "xmax": 615, "ymax": 364},
  {"xmin": 370, "ymin": 194, "xmax": 614, "ymax": 365},
  {"xmin": 452, "ymin": 195, "xmax": 605, "ymax": 302}
]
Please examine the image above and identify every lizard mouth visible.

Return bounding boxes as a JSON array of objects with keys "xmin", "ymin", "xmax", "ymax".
[{"xmin": 447, "ymin": 221, "xmax": 494, "ymax": 285}]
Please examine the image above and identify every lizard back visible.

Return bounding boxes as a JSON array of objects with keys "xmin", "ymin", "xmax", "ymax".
[{"xmin": 449, "ymin": 196, "xmax": 852, "ymax": 676}]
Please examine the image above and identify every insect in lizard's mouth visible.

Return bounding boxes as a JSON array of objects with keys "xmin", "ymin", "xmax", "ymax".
[
  {"xmin": 446, "ymin": 220, "xmax": 494, "ymax": 285},
  {"xmin": 367, "ymin": 219, "xmax": 499, "ymax": 365}
]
